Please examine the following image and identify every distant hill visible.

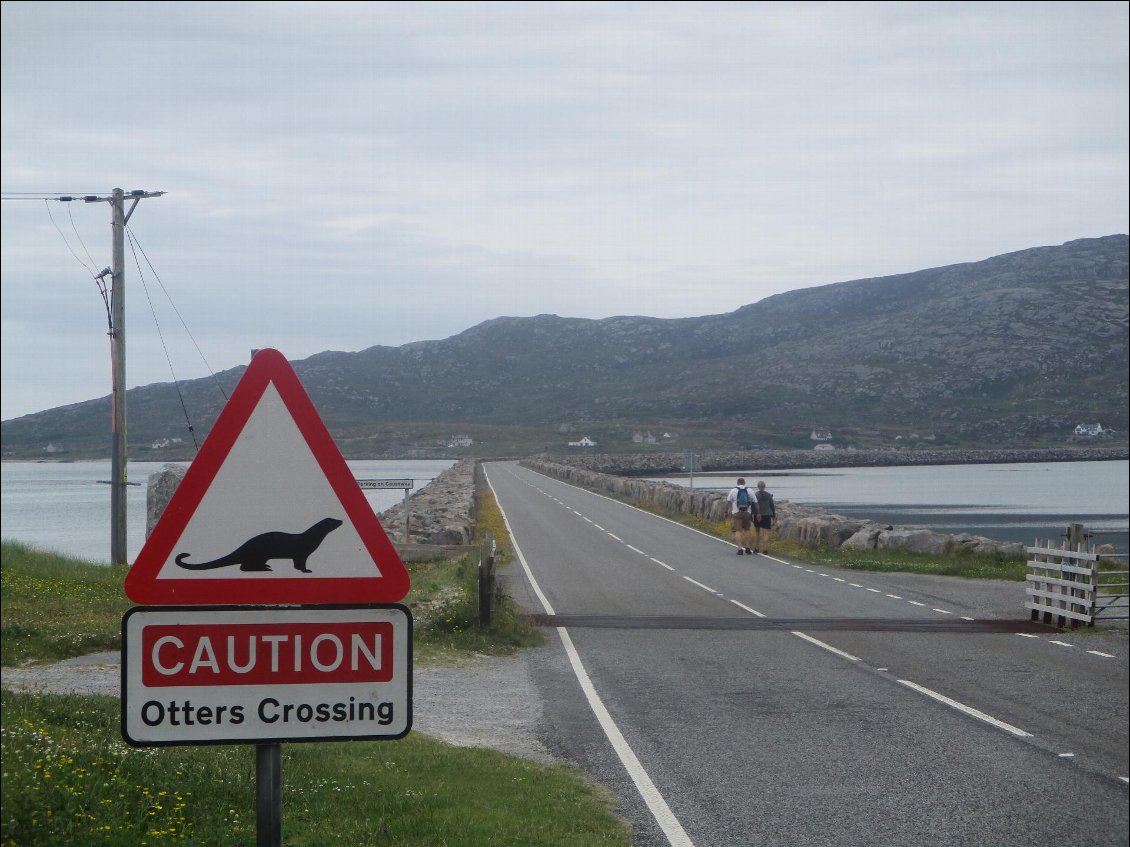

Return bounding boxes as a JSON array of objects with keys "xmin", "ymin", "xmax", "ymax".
[{"xmin": 3, "ymin": 235, "xmax": 1127, "ymax": 459}]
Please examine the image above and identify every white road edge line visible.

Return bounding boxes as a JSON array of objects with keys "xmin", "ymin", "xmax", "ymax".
[
  {"xmin": 557, "ymin": 627, "xmax": 696, "ymax": 847},
  {"xmin": 485, "ymin": 465, "xmax": 695, "ymax": 847},
  {"xmin": 897, "ymin": 679, "xmax": 1032, "ymax": 738}
]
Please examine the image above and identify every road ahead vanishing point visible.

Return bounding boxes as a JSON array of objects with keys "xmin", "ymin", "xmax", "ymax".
[{"xmin": 484, "ymin": 462, "xmax": 1129, "ymax": 847}]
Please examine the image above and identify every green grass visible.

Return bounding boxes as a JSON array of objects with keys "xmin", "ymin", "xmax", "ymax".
[
  {"xmin": 0, "ymin": 484, "xmax": 622, "ymax": 846},
  {"xmin": 625, "ymin": 502, "xmax": 1030, "ymax": 580},
  {"xmin": 1, "ymin": 542, "xmax": 133, "ymax": 666},
  {"xmin": 1, "ymin": 690, "xmax": 627, "ymax": 847}
]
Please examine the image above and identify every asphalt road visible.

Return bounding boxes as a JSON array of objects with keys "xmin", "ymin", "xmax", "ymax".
[{"xmin": 483, "ymin": 461, "xmax": 1130, "ymax": 847}]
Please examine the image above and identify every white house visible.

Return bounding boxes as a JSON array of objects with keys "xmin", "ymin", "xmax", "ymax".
[
  {"xmin": 446, "ymin": 435, "xmax": 474, "ymax": 448},
  {"xmin": 1074, "ymin": 423, "xmax": 1106, "ymax": 437},
  {"xmin": 810, "ymin": 429, "xmax": 832, "ymax": 441},
  {"xmin": 568, "ymin": 436, "xmax": 598, "ymax": 448}
]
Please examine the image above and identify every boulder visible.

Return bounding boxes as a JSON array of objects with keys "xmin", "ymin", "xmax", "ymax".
[
  {"xmin": 875, "ymin": 528, "xmax": 953, "ymax": 556},
  {"xmin": 146, "ymin": 463, "xmax": 187, "ymax": 538}
]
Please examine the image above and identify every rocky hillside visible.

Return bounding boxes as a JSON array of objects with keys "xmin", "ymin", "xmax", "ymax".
[{"xmin": 3, "ymin": 235, "xmax": 1126, "ymax": 458}]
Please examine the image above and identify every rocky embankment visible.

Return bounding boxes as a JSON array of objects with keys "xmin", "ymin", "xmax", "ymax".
[
  {"xmin": 378, "ymin": 458, "xmax": 477, "ymax": 548},
  {"xmin": 521, "ymin": 458, "xmax": 1028, "ymax": 558},
  {"xmin": 150, "ymin": 450, "xmax": 1103, "ymax": 560},
  {"xmin": 145, "ymin": 458, "xmax": 479, "ymax": 560}
]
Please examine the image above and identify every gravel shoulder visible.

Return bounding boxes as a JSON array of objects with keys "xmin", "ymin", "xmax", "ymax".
[{"xmin": 1, "ymin": 649, "xmax": 558, "ymax": 765}]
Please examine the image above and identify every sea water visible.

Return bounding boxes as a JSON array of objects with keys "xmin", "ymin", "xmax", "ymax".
[
  {"xmin": 654, "ymin": 460, "xmax": 1129, "ymax": 555},
  {"xmin": 0, "ymin": 459, "xmax": 456, "ymax": 563}
]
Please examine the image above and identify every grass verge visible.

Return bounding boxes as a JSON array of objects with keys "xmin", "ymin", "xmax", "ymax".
[
  {"xmin": 0, "ymin": 482, "xmax": 622, "ymax": 846},
  {"xmin": 1, "ymin": 689, "xmax": 627, "ymax": 847},
  {"xmin": 626, "ymin": 502, "xmax": 1030, "ymax": 580}
]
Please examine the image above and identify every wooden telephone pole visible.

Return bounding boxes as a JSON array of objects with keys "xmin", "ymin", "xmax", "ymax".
[{"xmin": 66, "ymin": 188, "xmax": 165, "ymax": 564}]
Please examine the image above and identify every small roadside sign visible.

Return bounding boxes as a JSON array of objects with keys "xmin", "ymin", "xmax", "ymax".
[
  {"xmin": 125, "ymin": 348, "xmax": 410, "ymax": 606},
  {"xmin": 357, "ymin": 479, "xmax": 414, "ymax": 490},
  {"xmin": 121, "ymin": 605, "xmax": 412, "ymax": 746}
]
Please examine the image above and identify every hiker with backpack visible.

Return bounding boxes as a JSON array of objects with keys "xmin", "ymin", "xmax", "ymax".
[
  {"xmin": 752, "ymin": 480, "xmax": 776, "ymax": 554},
  {"xmin": 727, "ymin": 477, "xmax": 755, "ymax": 555}
]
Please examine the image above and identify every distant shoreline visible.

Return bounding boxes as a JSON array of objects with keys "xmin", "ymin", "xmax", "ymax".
[
  {"xmin": 547, "ymin": 445, "xmax": 1129, "ymax": 477},
  {"xmin": 2, "ymin": 445, "xmax": 1126, "ymax": 472}
]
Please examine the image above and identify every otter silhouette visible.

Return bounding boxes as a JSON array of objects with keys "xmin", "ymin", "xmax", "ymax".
[{"xmin": 175, "ymin": 518, "xmax": 343, "ymax": 573}]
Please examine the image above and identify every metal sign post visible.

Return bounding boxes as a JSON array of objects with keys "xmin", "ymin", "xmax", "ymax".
[
  {"xmin": 123, "ymin": 351, "xmax": 413, "ymax": 847},
  {"xmin": 357, "ymin": 479, "xmax": 414, "ymax": 543}
]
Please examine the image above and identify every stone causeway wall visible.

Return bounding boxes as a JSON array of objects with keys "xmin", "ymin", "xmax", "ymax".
[
  {"xmin": 520, "ymin": 458, "xmax": 1028, "ymax": 558},
  {"xmin": 378, "ymin": 458, "xmax": 477, "ymax": 547},
  {"xmin": 146, "ymin": 454, "xmax": 1030, "ymax": 561},
  {"xmin": 145, "ymin": 459, "xmax": 479, "ymax": 560}
]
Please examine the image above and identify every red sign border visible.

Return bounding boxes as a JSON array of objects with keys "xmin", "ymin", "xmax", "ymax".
[{"xmin": 124, "ymin": 349, "xmax": 410, "ymax": 605}]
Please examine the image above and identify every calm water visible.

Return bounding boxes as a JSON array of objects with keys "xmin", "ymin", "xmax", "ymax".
[
  {"xmin": 0, "ymin": 459, "xmax": 455, "ymax": 563},
  {"xmin": 4, "ymin": 459, "xmax": 1127, "ymax": 561},
  {"xmin": 654, "ymin": 460, "xmax": 1129, "ymax": 555}
]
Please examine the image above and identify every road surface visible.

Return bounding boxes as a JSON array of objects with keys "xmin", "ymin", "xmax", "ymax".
[{"xmin": 483, "ymin": 461, "xmax": 1129, "ymax": 847}]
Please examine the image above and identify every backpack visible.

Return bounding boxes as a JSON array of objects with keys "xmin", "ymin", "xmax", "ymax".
[
  {"xmin": 736, "ymin": 487, "xmax": 752, "ymax": 510},
  {"xmin": 755, "ymin": 489, "xmax": 774, "ymax": 515}
]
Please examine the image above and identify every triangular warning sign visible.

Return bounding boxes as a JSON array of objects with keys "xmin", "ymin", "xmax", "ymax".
[{"xmin": 125, "ymin": 348, "xmax": 410, "ymax": 605}]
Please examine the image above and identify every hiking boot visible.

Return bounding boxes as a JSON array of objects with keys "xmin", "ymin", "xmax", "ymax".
[
  {"xmin": 752, "ymin": 548, "xmax": 759, "ymax": 554},
  {"xmin": 744, "ymin": 547, "xmax": 753, "ymax": 554},
  {"xmin": 736, "ymin": 548, "xmax": 744, "ymax": 555}
]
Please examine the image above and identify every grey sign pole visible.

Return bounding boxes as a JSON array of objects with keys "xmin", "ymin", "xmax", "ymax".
[{"xmin": 256, "ymin": 743, "xmax": 282, "ymax": 846}]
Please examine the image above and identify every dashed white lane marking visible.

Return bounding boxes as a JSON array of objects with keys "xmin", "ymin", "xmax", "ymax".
[
  {"xmin": 792, "ymin": 631, "xmax": 861, "ymax": 662},
  {"xmin": 515, "ymin": 467, "xmax": 1127, "ymax": 763},
  {"xmin": 487, "ymin": 467, "xmax": 695, "ymax": 847},
  {"xmin": 683, "ymin": 576, "xmax": 717, "ymax": 593},
  {"xmin": 897, "ymin": 680, "xmax": 1032, "ymax": 738},
  {"xmin": 529, "ymin": 470, "xmax": 1123, "ymax": 665},
  {"xmin": 1058, "ymin": 753, "xmax": 1075, "ymax": 758},
  {"xmin": 728, "ymin": 599, "xmax": 766, "ymax": 618}
]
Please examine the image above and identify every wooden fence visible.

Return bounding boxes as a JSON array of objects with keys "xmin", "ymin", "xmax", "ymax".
[{"xmin": 1026, "ymin": 524, "xmax": 1129, "ymax": 627}]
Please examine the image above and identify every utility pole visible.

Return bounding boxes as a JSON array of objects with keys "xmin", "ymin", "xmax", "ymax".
[
  {"xmin": 58, "ymin": 188, "xmax": 165, "ymax": 565},
  {"xmin": 110, "ymin": 189, "xmax": 128, "ymax": 566}
]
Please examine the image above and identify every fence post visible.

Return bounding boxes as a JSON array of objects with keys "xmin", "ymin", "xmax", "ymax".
[
  {"xmin": 479, "ymin": 532, "xmax": 496, "ymax": 627},
  {"xmin": 1067, "ymin": 523, "xmax": 1085, "ymax": 551}
]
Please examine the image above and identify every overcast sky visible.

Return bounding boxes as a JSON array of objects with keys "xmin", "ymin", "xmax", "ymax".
[{"xmin": 2, "ymin": 1, "xmax": 1127, "ymax": 421}]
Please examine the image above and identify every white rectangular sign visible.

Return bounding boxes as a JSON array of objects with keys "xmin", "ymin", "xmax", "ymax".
[
  {"xmin": 122, "ymin": 605, "xmax": 411, "ymax": 746},
  {"xmin": 356, "ymin": 478, "xmax": 414, "ymax": 490}
]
